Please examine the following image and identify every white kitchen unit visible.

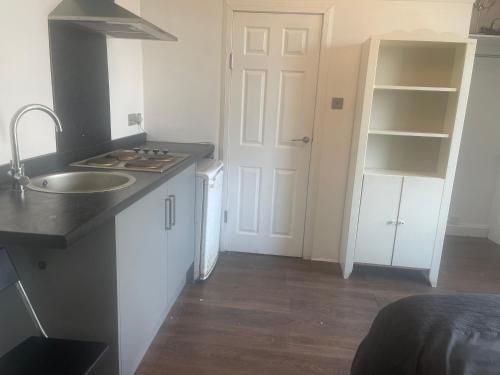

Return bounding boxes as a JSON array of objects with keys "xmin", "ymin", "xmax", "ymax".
[
  {"xmin": 115, "ymin": 165, "xmax": 195, "ymax": 375},
  {"xmin": 340, "ymin": 32, "xmax": 476, "ymax": 287}
]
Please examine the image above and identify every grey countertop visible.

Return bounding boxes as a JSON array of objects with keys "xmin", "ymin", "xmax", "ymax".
[{"xmin": 0, "ymin": 141, "xmax": 214, "ymax": 249}]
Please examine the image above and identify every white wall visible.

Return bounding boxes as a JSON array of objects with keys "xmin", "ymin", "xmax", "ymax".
[
  {"xmin": 449, "ymin": 55, "xmax": 500, "ymax": 238},
  {"xmin": 108, "ymin": 0, "xmax": 145, "ymax": 139},
  {"xmin": 470, "ymin": 1, "xmax": 500, "ymax": 33},
  {"xmin": 141, "ymin": 0, "xmax": 223, "ymax": 148},
  {"xmin": 0, "ymin": 0, "xmax": 61, "ymax": 165},
  {"xmin": 0, "ymin": 0, "xmax": 144, "ymax": 166},
  {"xmin": 141, "ymin": 0, "xmax": 473, "ymax": 262}
]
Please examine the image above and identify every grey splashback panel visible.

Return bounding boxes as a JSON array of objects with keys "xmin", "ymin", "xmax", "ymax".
[{"xmin": 49, "ymin": 21, "xmax": 111, "ymax": 153}]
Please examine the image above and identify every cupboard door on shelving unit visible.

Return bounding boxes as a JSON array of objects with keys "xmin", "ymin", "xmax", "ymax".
[
  {"xmin": 354, "ymin": 174, "xmax": 402, "ymax": 266},
  {"xmin": 392, "ymin": 177, "xmax": 444, "ymax": 269}
]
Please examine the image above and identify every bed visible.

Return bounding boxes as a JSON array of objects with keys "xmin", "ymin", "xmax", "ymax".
[{"xmin": 351, "ymin": 294, "xmax": 500, "ymax": 375}]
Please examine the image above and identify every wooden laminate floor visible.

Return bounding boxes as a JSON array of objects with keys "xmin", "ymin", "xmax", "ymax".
[{"xmin": 137, "ymin": 236, "xmax": 500, "ymax": 375}]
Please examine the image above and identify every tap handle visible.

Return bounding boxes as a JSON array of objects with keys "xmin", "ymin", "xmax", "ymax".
[{"xmin": 18, "ymin": 175, "xmax": 30, "ymax": 187}]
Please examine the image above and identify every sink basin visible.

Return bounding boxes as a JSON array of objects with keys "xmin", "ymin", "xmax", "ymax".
[{"xmin": 27, "ymin": 172, "xmax": 136, "ymax": 194}]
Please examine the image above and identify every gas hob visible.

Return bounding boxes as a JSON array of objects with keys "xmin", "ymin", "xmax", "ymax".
[{"xmin": 71, "ymin": 148, "xmax": 190, "ymax": 173}]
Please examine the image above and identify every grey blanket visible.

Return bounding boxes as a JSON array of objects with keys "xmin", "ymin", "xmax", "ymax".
[{"xmin": 351, "ymin": 294, "xmax": 500, "ymax": 375}]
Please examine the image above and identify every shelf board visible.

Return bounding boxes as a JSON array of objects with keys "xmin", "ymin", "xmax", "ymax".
[
  {"xmin": 368, "ymin": 129, "xmax": 450, "ymax": 138},
  {"xmin": 374, "ymin": 85, "xmax": 457, "ymax": 92},
  {"xmin": 364, "ymin": 168, "xmax": 444, "ymax": 179},
  {"xmin": 470, "ymin": 33, "xmax": 500, "ymax": 41},
  {"xmin": 469, "ymin": 34, "xmax": 500, "ymax": 58}
]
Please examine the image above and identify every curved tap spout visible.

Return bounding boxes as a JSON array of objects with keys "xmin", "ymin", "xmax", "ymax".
[{"xmin": 9, "ymin": 104, "xmax": 63, "ymax": 192}]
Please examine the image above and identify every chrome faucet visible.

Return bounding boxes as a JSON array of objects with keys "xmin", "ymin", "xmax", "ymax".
[{"xmin": 9, "ymin": 104, "xmax": 63, "ymax": 192}]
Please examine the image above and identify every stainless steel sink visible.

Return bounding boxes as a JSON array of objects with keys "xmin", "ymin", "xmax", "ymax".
[{"xmin": 27, "ymin": 172, "xmax": 136, "ymax": 194}]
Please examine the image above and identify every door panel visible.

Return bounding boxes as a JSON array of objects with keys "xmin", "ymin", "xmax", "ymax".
[
  {"xmin": 277, "ymin": 71, "xmax": 306, "ymax": 146},
  {"xmin": 237, "ymin": 166, "xmax": 262, "ymax": 234},
  {"xmin": 392, "ymin": 177, "xmax": 444, "ymax": 269},
  {"xmin": 115, "ymin": 182, "xmax": 168, "ymax": 375},
  {"xmin": 166, "ymin": 165, "xmax": 196, "ymax": 310},
  {"xmin": 242, "ymin": 70, "xmax": 266, "ymax": 145},
  {"xmin": 271, "ymin": 168, "xmax": 297, "ymax": 237},
  {"xmin": 355, "ymin": 175, "xmax": 403, "ymax": 266},
  {"xmin": 225, "ymin": 12, "xmax": 322, "ymax": 257}
]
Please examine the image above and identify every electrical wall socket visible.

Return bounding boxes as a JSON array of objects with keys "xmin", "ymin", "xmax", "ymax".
[
  {"xmin": 331, "ymin": 97, "xmax": 344, "ymax": 110},
  {"xmin": 128, "ymin": 113, "xmax": 143, "ymax": 126}
]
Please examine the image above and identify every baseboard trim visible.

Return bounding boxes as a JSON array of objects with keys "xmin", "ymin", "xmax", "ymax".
[
  {"xmin": 446, "ymin": 224, "xmax": 489, "ymax": 238},
  {"xmin": 311, "ymin": 257, "xmax": 338, "ymax": 263}
]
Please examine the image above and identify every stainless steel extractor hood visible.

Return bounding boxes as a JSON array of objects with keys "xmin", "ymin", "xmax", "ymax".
[{"xmin": 49, "ymin": 0, "xmax": 177, "ymax": 41}]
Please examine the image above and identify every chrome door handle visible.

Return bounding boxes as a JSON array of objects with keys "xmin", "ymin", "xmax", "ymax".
[
  {"xmin": 165, "ymin": 198, "xmax": 172, "ymax": 230},
  {"xmin": 169, "ymin": 194, "xmax": 176, "ymax": 227},
  {"xmin": 290, "ymin": 136, "xmax": 311, "ymax": 144}
]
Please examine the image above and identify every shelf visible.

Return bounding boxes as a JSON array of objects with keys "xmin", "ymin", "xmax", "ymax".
[
  {"xmin": 364, "ymin": 168, "xmax": 444, "ymax": 179},
  {"xmin": 368, "ymin": 130, "xmax": 450, "ymax": 138},
  {"xmin": 374, "ymin": 85, "xmax": 457, "ymax": 92},
  {"xmin": 371, "ymin": 89, "xmax": 454, "ymax": 134},
  {"xmin": 375, "ymin": 42, "xmax": 464, "ymax": 88},
  {"xmin": 470, "ymin": 33, "xmax": 500, "ymax": 42},
  {"xmin": 365, "ymin": 135, "xmax": 449, "ymax": 178},
  {"xmin": 469, "ymin": 34, "xmax": 500, "ymax": 58}
]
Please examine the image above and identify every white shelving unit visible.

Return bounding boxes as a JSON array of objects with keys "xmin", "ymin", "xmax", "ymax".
[{"xmin": 340, "ymin": 32, "xmax": 476, "ymax": 287}]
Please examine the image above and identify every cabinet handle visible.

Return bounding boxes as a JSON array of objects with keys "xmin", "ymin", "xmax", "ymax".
[
  {"xmin": 387, "ymin": 220, "xmax": 397, "ymax": 225},
  {"xmin": 169, "ymin": 194, "xmax": 176, "ymax": 227},
  {"xmin": 165, "ymin": 198, "xmax": 172, "ymax": 230},
  {"xmin": 397, "ymin": 220, "xmax": 406, "ymax": 225}
]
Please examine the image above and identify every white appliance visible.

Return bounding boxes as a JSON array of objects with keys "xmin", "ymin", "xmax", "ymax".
[{"xmin": 195, "ymin": 159, "xmax": 224, "ymax": 280}]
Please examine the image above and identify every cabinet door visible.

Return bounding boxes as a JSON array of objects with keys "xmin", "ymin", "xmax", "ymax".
[
  {"xmin": 354, "ymin": 174, "xmax": 402, "ymax": 265},
  {"xmin": 116, "ymin": 182, "xmax": 168, "ymax": 375},
  {"xmin": 392, "ymin": 177, "xmax": 444, "ymax": 269},
  {"xmin": 166, "ymin": 165, "xmax": 196, "ymax": 310}
]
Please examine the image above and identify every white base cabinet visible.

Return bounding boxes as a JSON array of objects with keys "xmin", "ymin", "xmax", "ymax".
[
  {"xmin": 355, "ymin": 174, "xmax": 444, "ymax": 269},
  {"xmin": 115, "ymin": 165, "xmax": 195, "ymax": 375}
]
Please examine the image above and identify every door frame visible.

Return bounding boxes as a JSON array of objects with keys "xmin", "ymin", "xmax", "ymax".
[{"xmin": 219, "ymin": 0, "xmax": 336, "ymax": 258}]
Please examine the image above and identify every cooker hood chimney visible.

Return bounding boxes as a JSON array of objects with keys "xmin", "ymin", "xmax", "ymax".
[{"xmin": 49, "ymin": 0, "xmax": 177, "ymax": 41}]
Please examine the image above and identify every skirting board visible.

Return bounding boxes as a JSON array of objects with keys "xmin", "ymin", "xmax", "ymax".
[
  {"xmin": 446, "ymin": 224, "xmax": 489, "ymax": 238},
  {"xmin": 311, "ymin": 257, "xmax": 338, "ymax": 263}
]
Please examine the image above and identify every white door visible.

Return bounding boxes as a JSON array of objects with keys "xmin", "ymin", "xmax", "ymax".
[
  {"xmin": 392, "ymin": 177, "xmax": 444, "ymax": 269},
  {"xmin": 354, "ymin": 174, "xmax": 403, "ymax": 266},
  {"xmin": 224, "ymin": 12, "xmax": 322, "ymax": 257}
]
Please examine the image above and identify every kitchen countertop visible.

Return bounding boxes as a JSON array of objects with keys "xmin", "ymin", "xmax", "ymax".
[{"xmin": 0, "ymin": 141, "xmax": 214, "ymax": 249}]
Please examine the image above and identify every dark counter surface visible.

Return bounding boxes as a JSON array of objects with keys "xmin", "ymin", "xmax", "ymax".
[{"xmin": 0, "ymin": 141, "xmax": 214, "ymax": 249}]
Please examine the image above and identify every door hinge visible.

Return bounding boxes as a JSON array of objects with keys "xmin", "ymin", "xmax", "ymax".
[
  {"xmin": 229, "ymin": 53, "xmax": 234, "ymax": 70},
  {"xmin": 224, "ymin": 210, "xmax": 228, "ymax": 223}
]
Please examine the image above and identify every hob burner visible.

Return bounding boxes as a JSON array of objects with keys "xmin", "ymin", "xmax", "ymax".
[
  {"xmin": 148, "ymin": 155, "xmax": 176, "ymax": 162},
  {"xmin": 87, "ymin": 157, "xmax": 120, "ymax": 167},
  {"xmin": 124, "ymin": 160, "xmax": 164, "ymax": 170},
  {"xmin": 109, "ymin": 150, "xmax": 140, "ymax": 161}
]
